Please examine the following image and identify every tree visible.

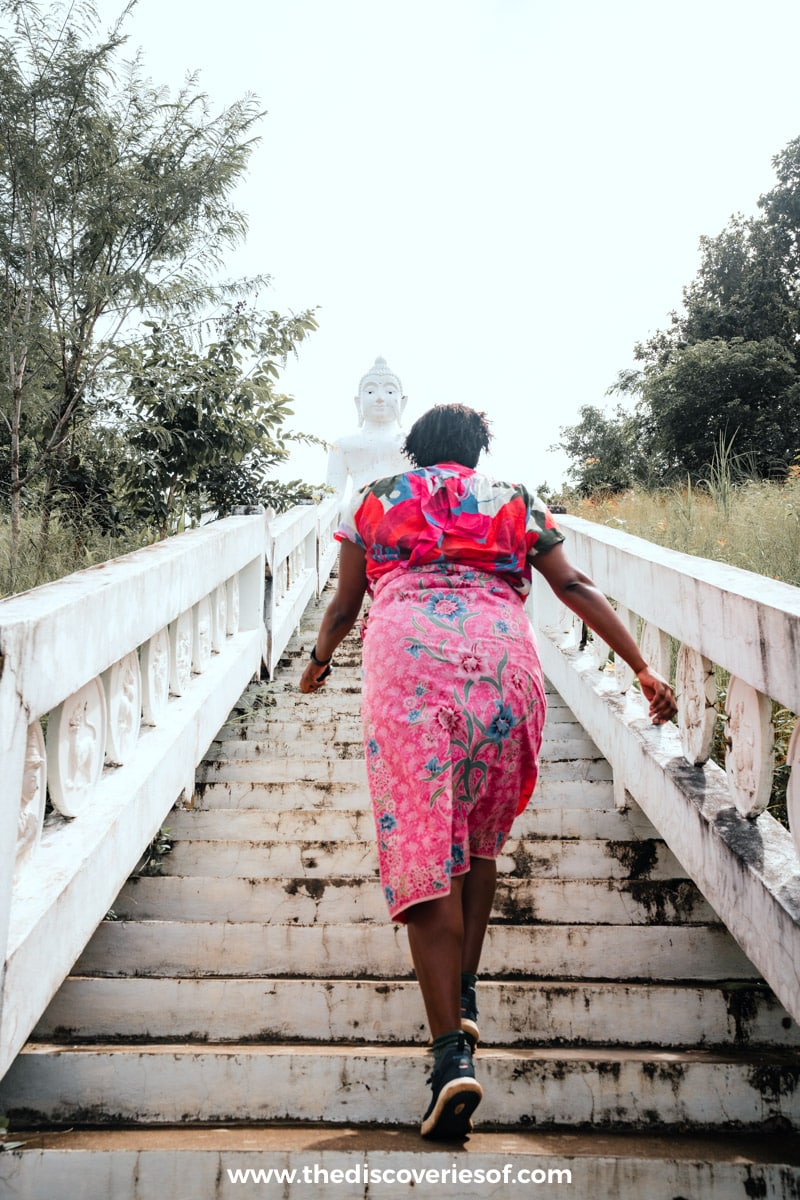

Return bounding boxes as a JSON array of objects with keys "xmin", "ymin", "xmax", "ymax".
[
  {"xmin": 591, "ymin": 139, "xmax": 800, "ymax": 487},
  {"xmin": 556, "ymin": 404, "xmax": 648, "ymax": 495},
  {"xmin": 116, "ymin": 303, "xmax": 319, "ymax": 539},
  {"xmin": 0, "ymin": 0, "xmax": 264, "ymax": 584},
  {"xmin": 641, "ymin": 337, "xmax": 800, "ymax": 480},
  {"xmin": 681, "ymin": 217, "xmax": 798, "ymax": 353}
]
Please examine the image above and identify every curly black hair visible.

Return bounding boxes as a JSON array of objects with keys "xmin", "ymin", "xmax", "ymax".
[{"xmin": 402, "ymin": 404, "xmax": 492, "ymax": 469}]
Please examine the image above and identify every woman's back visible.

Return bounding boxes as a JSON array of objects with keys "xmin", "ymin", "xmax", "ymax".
[{"xmin": 338, "ymin": 460, "xmax": 562, "ymax": 598}]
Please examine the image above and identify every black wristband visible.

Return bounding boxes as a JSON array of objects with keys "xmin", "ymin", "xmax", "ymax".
[{"xmin": 310, "ymin": 645, "xmax": 332, "ymax": 666}]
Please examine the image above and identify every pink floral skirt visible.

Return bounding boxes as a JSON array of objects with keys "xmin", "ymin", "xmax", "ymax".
[{"xmin": 361, "ymin": 563, "xmax": 546, "ymax": 923}]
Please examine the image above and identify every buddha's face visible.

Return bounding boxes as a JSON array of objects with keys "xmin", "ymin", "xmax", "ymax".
[{"xmin": 357, "ymin": 375, "xmax": 404, "ymax": 425}]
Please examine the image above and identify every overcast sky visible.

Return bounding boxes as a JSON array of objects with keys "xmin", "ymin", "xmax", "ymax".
[{"xmin": 93, "ymin": 0, "xmax": 800, "ymax": 491}]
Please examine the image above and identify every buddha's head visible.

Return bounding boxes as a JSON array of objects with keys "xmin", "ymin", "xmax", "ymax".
[{"xmin": 355, "ymin": 356, "xmax": 407, "ymax": 427}]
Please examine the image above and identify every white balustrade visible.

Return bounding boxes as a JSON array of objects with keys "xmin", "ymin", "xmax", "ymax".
[
  {"xmin": 528, "ymin": 513, "xmax": 800, "ymax": 1025},
  {"xmin": 9, "ymin": 497, "xmax": 797, "ymax": 1079},
  {"xmin": 0, "ymin": 515, "xmax": 267, "ymax": 1079},
  {"xmin": 0, "ymin": 498, "xmax": 345, "ymax": 1082}
]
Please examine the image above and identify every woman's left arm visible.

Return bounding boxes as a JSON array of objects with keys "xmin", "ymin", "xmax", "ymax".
[
  {"xmin": 532, "ymin": 542, "xmax": 677, "ymax": 724},
  {"xmin": 299, "ymin": 539, "xmax": 368, "ymax": 694}
]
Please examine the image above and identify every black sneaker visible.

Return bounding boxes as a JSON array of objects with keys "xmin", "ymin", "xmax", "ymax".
[
  {"xmin": 460, "ymin": 979, "xmax": 480, "ymax": 1049},
  {"xmin": 420, "ymin": 1033, "xmax": 482, "ymax": 1139}
]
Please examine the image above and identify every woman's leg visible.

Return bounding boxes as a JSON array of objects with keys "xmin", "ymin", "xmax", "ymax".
[
  {"xmin": 460, "ymin": 857, "xmax": 497, "ymax": 974},
  {"xmin": 405, "ymin": 876, "xmax": 465, "ymax": 1038},
  {"xmin": 405, "ymin": 858, "xmax": 497, "ymax": 1035}
]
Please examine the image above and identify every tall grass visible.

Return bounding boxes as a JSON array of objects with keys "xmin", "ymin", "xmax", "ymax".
[
  {"xmin": 573, "ymin": 470, "xmax": 800, "ymax": 587},
  {"xmin": 572, "ymin": 469, "xmax": 800, "ymax": 827},
  {"xmin": 0, "ymin": 514, "xmax": 147, "ymax": 599}
]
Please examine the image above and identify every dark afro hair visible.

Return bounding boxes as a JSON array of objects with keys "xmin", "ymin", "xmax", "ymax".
[{"xmin": 402, "ymin": 404, "xmax": 492, "ymax": 469}]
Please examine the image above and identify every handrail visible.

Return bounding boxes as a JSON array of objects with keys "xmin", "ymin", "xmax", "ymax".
[
  {"xmin": 0, "ymin": 500, "xmax": 340, "ymax": 1080},
  {"xmin": 528, "ymin": 514, "xmax": 800, "ymax": 1023}
]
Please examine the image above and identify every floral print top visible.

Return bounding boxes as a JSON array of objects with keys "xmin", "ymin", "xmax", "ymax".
[{"xmin": 336, "ymin": 461, "xmax": 564, "ymax": 597}]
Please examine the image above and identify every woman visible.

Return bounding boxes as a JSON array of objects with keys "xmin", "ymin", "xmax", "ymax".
[{"xmin": 299, "ymin": 404, "xmax": 676, "ymax": 1140}]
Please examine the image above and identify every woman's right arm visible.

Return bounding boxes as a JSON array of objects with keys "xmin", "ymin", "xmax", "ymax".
[
  {"xmin": 532, "ymin": 543, "xmax": 677, "ymax": 725},
  {"xmin": 298, "ymin": 539, "xmax": 368, "ymax": 694}
]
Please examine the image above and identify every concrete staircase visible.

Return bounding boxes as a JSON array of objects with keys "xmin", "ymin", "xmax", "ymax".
[{"xmin": 2, "ymin": 583, "xmax": 800, "ymax": 1198}]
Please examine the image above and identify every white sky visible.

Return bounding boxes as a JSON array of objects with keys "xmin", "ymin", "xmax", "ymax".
[{"xmin": 94, "ymin": 0, "xmax": 800, "ymax": 491}]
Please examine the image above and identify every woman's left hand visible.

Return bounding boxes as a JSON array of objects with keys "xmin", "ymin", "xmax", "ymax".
[
  {"xmin": 636, "ymin": 667, "xmax": 678, "ymax": 725},
  {"xmin": 299, "ymin": 659, "xmax": 330, "ymax": 694}
]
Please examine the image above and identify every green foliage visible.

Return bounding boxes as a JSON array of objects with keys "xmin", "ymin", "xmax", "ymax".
[
  {"xmin": 559, "ymin": 134, "xmax": 800, "ymax": 490},
  {"xmin": 116, "ymin": 302, "xmax": 319, "ymax": 537},
  {"xmin": 555, "ymin": 403, "xmax": 653, "ymax": 495},
  {"xmin": 642, "ymin": 336, "xmax": 800, "ymax": 480},
  {"xmin": 135, "ymin": 826, "xmax": 173, "ymax": 877},
  {"xmin": 0, "ymin": 0, "xmax": 270, "ymax": 583}
]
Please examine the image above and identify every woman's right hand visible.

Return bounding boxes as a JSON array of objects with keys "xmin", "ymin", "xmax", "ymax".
[
  {"xmin": 299, "ymin": 659, "xmax": 331, "ymax": 694},
  {"xmin": 636, "ymin": 667, "xmax": 677, "ymax": 725}
]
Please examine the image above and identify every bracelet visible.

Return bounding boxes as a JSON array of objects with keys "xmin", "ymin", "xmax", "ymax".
[{"xmin": 310, "ymin": 645, "xmax": 332, "ymax": 666}]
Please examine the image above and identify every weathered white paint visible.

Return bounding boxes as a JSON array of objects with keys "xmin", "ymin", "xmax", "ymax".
[
  {"xmin": 676, "ymin": 645, "xmax": 716, "ymax": 765},
  {"xmin": 3, "ymin": 1043, "xmax": 798, "ymax": 1129},
  {"xmin": 0, "ymin": 503, "xmax": 339, "ymax": 1081},
  {"xmin": 530, "ymin": 514, "xmax": 800, "ymax": 1024},
  {"xmin": 76, "ymin": 917, "xmax": 756, "ymax": 982},
  {"xmin": 109, "ymin": 873, "xmax": 721, "ymax": 927},
  {"xmin": 36, "ymin": 975, "xmax": 800, "ymax": 1048}
]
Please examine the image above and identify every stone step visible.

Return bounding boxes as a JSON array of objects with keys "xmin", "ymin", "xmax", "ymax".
[
  {"xmin": 78, "ymin": 920, "xmax": 756, "ymax": 982},
  {"xmin": 195, "ymin": 755, "xmax": 614, "ymax": 786},
  {"xmin": 215, "ymin": 718, "xmax": 364, "ymax": 743},
  {"xmin": 213, "ymin": 714, "xmax": 589, "ymax": 745},
  {"xmin": 3, "ymin": 1043, "xmax": 798, "ymax": 1130},
  {"xmin": 156, "ymin": 836, "xmax": 683, "ymax": 882},
  {"xmin": 35, "ymin": 977, "xmax": 799, "ymax": 1049},
  {"xmin": 204, "ymin": 731, "xmax": 601, "ymax": 763},
  {"xmin": 169, "ymin": 803, "xmax": 661, "ymax": 842},
  {"xmin": 111, "ymin": 875, "xmax": 718, "ymax": 926},
  {"xmin": 2, "ymin": 1126, "xmax": 798, "ymax": 1200},
  {"xmin": 226, "ymin": 691, "xmax": 579, "ymax": 723},
  {"xmin": 193, "ymin": 774, "xmax": 618, "ymax": 811}
]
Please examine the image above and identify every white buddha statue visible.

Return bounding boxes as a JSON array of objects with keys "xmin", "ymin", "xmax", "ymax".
[{"xmin": 326, "ymin": 357, "xmax": 409, "ymax": 501}]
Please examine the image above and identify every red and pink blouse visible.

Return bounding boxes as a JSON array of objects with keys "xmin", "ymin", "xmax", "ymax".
[{"xmin": 335, "ymin": 461, "xmax": 564, "ymax": 598}]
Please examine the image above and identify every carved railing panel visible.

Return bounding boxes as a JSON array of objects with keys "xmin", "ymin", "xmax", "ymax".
[
  {"xmin": 675, "ymin": 645, "xmax": 716, "ymax": 766},
  {"xmin": 16, "ymin": 723, "xmax": 47, "ymax": 871},
  {"xmin": 141, "ymin": 628, "xmax": 170, "ymax": 725},
  {"xmin": 193, "ymin": 596, "xmax": 213, "ymax": 674},
  {"xmin": 46, "ymin": 679, "xmax": 108, "ymax": 818},
  {"xmin": 103, "ymin": 651, "xmax": 142, "ymax": 766},
  {"xmin": 169, "ymin": 610, "xmax": 193, "ymax": 696},
  {"xmin": 724, "ymin": 677, "xmax": 774, "ymax": 818}
]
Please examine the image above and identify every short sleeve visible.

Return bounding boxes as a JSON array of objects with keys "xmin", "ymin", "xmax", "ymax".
[
  {"xmin": 525, "ymin": 490, "xmax": 565, "ymax": 558},
  {"xmin": 334, "ymin": 486, "xmax": 367, "ymax": 549}
]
